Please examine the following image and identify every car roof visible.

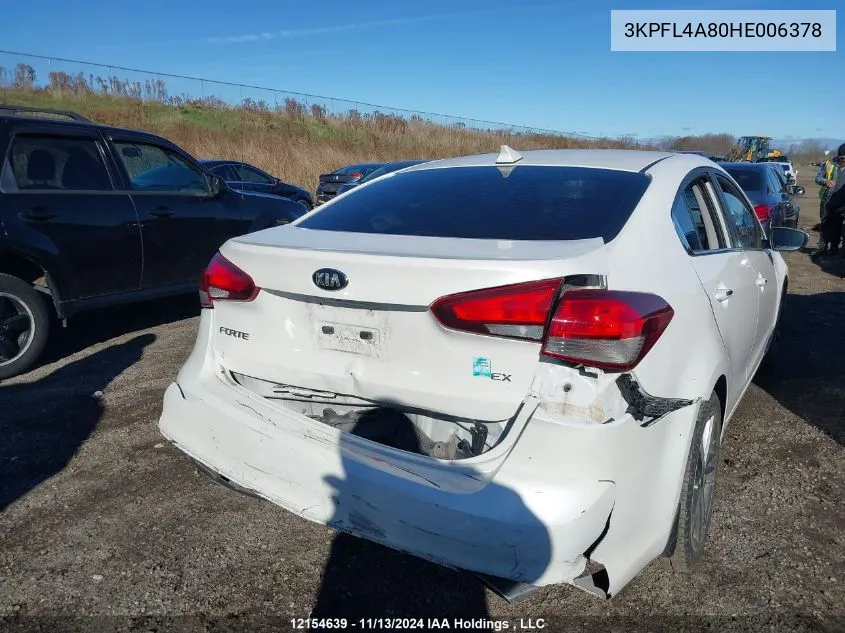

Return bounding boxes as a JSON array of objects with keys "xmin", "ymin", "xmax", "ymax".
[
  {"xmin": 0, "ymin": 112, "xmax": 178, "ymax": 145},
  {"xmin": 401, "ymin": 149, "xmax": 689, "ymax": 174},
  {"xmin": 386, "ymin": 159, "xmax": 427, "ymax": 166},
  {"xmin": 198, "ymin": 159, "xmax": 256, "ymax": 166},
  {"xmin": 718, "ymin": 161, "xmax": 770, "ymax": 170}
]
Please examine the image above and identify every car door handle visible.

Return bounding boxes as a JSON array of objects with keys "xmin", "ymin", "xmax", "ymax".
[
  {"xmin": 18, "ymin": 207, "xmax": 57, "ymax": 221},
  {"xmin": 713, "ymin": 287, "xmax": 734, "ymax": 302},
  {"xmin": 756, "ymin": 274, "xmax": 768, "ymax": 287},
  {"xmin": 150, "ymin": 206, "xmax": 174, "ymax": 218}
]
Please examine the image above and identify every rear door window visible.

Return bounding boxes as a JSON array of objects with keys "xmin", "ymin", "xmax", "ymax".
[
  {"xmin": 712, "ymin": 175, "xmax": 764, "ymax": 250},
  {"xmin": 237, "ymin": 164, "xmax": 275, "ymax": 184},
  {"xmin": 671, "ymin": 176, "xmax": 727, "ymax": 253},
  {"xmin": 298, "ymin": 165, "xmax": 651, "ymax": 242},
  {"xmin": 210, "ymin": 164, "xmax": 240, "ymax": 181},
  {"xmin": 767, "ymin": 168, "xmax": 786, "ymax": 195},
  {"xmin": 6, "ymin": 134, "xmax": 113, "ymax": 191}
]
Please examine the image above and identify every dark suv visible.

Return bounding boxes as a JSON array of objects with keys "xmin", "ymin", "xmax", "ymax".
[{"xmin": 0, "ymin": 105, "xmax": 306, "ymax": 379}]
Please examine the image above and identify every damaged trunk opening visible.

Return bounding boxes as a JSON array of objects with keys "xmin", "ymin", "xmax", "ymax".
[{"xmin": 230, "ymin": 372, "xmax": 509, "ymax": 460}]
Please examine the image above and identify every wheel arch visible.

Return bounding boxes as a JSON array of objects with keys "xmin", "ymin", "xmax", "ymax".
[
  {"xmin": 713, "ymin": 374, "xmax": 727, "ymax": 424},
  {"xmin": 0, "ymin": 251, "xmax": 63, "ymax": 317}
]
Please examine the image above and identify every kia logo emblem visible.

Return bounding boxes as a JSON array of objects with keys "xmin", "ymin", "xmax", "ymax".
[{"xmin": 313, "ymin": 268, "xmax": 348, "ymax": 291}]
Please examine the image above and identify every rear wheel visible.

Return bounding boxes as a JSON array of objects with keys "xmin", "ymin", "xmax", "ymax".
[
  {"xmin": 0, "ymin": 273, "xmax": 50, "ymax": 380},
  {"xmin": 663, "ymin": 390, "xmax": 722, "ymax": 572}
]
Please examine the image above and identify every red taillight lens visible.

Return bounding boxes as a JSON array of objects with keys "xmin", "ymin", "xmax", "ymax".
[
  {"xmin": 350, "ymin": 172, "xmax": 362, "ymax": 179},
  {"xmin": 199, "ymin": 252, "xmax": 258, "ymax": 309},
  {"xmin": 542, "ymin": 290, "xmax": 674, "ymax": 371},
  {"xmin": 430, "ymin": 281, "xmax": 673, "ymax": 372},
  {"xmin": 753, "ymin": 204, "xmax": 772, "ymax": 222},
  {"xmin": 430, "ymin": 278, "xmax": 563, "ymax": 341}
]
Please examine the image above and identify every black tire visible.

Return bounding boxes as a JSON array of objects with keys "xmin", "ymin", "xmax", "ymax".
[
  {"xmin": 297, "ymin": 198, "xmax": 312, "ymax": 211},
  {"xmin": 0, "ymin": 273, "xmax": 51, "ymax": 380},
  {"xmin": 663, "ymin": 390, "xmax": 722, "ymax": 573}
]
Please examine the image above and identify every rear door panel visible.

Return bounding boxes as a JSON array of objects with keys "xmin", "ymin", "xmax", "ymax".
[
  {"xmin": 677, "ymin": 175, "xmax": 759, "ymax": 406},
  {"xmin": 710, "ymin": 172, "xmax": 779, "ymax": 369}
]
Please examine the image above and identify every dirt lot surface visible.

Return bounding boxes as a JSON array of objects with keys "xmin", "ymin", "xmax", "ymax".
[{"xmin": 1, "ymin": 169, "xmax": 844, "ymax": 633}]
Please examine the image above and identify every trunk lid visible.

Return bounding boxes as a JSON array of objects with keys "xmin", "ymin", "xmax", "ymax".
[{"xmin": 211, "ymin": 227, "xmax": 609, "ymax": 422}]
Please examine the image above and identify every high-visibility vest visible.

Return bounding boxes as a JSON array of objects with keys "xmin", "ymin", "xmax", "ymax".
[{"xmin": 820, "ymin": 161, "xmax": 837, "ymax": 198}]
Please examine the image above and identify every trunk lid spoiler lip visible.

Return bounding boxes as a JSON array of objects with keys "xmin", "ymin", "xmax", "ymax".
[{"xmin": 227, "ymin": 230, "xmax": 608, "ymax": 263}]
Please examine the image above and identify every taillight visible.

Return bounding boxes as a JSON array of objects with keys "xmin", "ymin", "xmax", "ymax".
[
  {"xmin": 753, "ymin": 204, "xmax": 772, "ymax": 222},
  {"xmin": 430, "ymin": 278, "xmax": 562, "ymax": 341},
  {"xmin": 350, "ymin": 172, "xmax": 362, "ymax": 179},
  {"xmin": 199, "ymin": 252, "xmax": 259, "ymax": 309},
  {"xmin": 542, "ymin": 290, "xmax": 674, "ymax": 371},
  {"xmin": 430, "ymin": 281, "xmax": 673, "ymax": 372}
]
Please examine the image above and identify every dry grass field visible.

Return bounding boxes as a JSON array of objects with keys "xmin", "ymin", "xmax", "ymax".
[{"xmin": 0, "ymin": 68, "xmax": 642, "ymax": 193}]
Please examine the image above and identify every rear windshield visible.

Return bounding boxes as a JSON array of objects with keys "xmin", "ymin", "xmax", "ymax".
[
  {"xmin": 335, "ymin": 164, "xmax": 380, "ymax": 176},
  {"xmin": 359, "ymin": 161, "xmax": 421, "ymax": 184},
  {"xmin": 722, "ymin": 168, "xmax": 763, "ymax": 192},
  {"xmin": 358, "ymin": 166, "xmax": 389, "ymax": 183},
  {"xmin": 298, "ymin": 165, "xmax": 651, "ymax": 241}
]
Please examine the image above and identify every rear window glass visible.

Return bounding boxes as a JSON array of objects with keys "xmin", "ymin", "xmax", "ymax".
[
  {"xmin": 336, "ymin": 164, "xmax": 380, "ymax": 176},
  {"xmin": 298, "ymin": 165, "xmax": 651, "ymax": 241},
  {"xmin": 359, "ymin": 166, "xmax": 388, "ymax": 182},
  {"xmin": 722, "ymin": 168, "xmax": 763, "ymax": 192}
]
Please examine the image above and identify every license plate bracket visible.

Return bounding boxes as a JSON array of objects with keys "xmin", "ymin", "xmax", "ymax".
[{"xmin": 315, "ymin": 321, "xmax": 383, "ymax": 357}]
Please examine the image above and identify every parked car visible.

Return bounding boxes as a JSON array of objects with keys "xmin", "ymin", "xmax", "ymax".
[
  {"xmin": 770, "ymin": 163, "xmax": 804, "ymax": 197},
  {"xmin": 718, "ymin": 161, "xmax": 803, "ymax": 235},
  {"xmin": 200, "ymin": 160, "xmax": 313, "ymax": 210},
  {"xmin": 159, "ymin": 147, "xmax": 807, "ymax": 601},
  {"xmin": 760, "ymin": 156, "xmax": 798, "ymax": 183},
  {"xmin": 315, "ymin": 163, "xmax": 383, "ymax": 204},
  {"xmin": 335, "ymin": 160, "xmax": 430, "ymax": 195},
  {"xmin": 0, "ymin": 105, "xmax": 306, "ymax": 379}
]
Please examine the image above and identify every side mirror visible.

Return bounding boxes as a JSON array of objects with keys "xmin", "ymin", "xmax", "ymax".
[
  {"xmin": 789, "ymin": 185, "xmax": 805, "ymax": 196},
  {"xmin": 770, "ymin": 226, "xmax": 808, "ymax": 251},
  {"xmin": 210, "ymin": 175, "xmax": 229, "ymax": 197}
]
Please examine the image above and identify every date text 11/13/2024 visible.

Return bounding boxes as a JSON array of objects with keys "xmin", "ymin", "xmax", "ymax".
[{"xmin": 290, "ymin": 618, "xmax": 548, "ymax": 630}]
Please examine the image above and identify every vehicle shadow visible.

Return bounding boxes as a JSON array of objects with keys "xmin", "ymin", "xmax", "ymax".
[
  {"xmin": 803, "ymin": 213, "xmax": 845, "ymax": 277},
  {"xmin": 309, "ymin": 414, "xmax": 553, "ymax": 628},
  {"xmin": 0, "ymin": 333, "xmax": 155, "ymax": 511},
  {"xmin": 808, "ymin": 252, "xmax": 845, "ymax": 278},
  {"xmin": 39, "ymin": 293, "xmax": 198, "ymax": 365},
  {"xmin": 754, "ymin": 291, "xmax": 845, "ymax": 444}
]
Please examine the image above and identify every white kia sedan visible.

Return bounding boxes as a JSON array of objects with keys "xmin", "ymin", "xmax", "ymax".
[{"xmin": 158, "ymin": 148, "xmax": 807, "ymax": 600}]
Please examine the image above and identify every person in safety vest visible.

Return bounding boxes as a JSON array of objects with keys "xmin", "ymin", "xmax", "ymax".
[
  {"xmin": 814, "ymin": 152, "xmax": 842, "ymax": 253},
  {"xmin": 817, "ymin": 144, "xmax": 845, "ymax": 257}
]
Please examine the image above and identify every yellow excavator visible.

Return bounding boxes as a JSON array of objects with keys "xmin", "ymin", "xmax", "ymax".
[{"xmin": 727, "ymin": 136, "xmax": 783, "ymax": 163}]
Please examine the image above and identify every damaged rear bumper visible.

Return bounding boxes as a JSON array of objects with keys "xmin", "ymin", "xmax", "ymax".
[{"xmin": 159, "ymin": 378, "xmax": 617, "ymax": 587}]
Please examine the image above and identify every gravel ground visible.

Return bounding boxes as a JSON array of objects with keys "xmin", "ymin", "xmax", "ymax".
[{"xmin": 1, "ymin": 171, "xmax": 843, "ymax": 633}]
